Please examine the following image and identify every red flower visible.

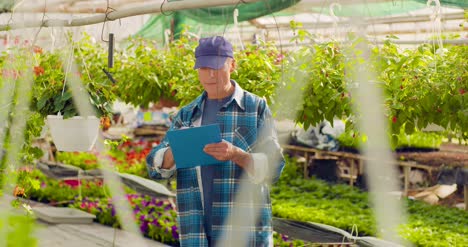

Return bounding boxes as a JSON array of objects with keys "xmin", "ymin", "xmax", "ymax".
[
  {"xmin": 14, "ymin": 186, "xmax": 25, "ymax": 197},
  {"xmin": 33, "ymin": 66, "xmax": 44, "ymax": 76},
  {"xmin": 392, "ymin": 116, "xmax": 397, "ymax": 123},
  {"xmin": 459, "ymin": 88, "xmax": 466, "ymax": 95},
  {"xmin": 33, "ymin": 45, "xmax": 43, "ymax": 54}
]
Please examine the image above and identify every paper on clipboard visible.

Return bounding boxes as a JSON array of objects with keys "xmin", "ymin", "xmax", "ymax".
[{"xmin": 166, "ymin": 124, "xmax": 224, "ymax": 169}]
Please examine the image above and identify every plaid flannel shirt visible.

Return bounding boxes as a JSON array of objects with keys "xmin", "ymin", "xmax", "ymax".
[{"xmin": 147, "ymin": 81, "xmax": 285, "ymax": 246}]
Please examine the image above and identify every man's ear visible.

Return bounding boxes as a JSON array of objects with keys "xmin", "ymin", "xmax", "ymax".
[{"xmin": 230, "ymin": 59, "xmax": 236, "ymax": 72}]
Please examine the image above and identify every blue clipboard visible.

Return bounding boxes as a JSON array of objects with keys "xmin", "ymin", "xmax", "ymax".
[{"xmin": 166, "ymin": 124, "xmax": 224, "ymax": 169}]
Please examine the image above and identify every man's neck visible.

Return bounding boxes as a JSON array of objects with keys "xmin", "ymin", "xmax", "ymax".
[{"xmin": 207, "ymin": 81, "xmax": 235, "ymax": 99}]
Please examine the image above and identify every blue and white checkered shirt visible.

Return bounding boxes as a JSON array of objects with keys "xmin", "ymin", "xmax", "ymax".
[{"xmin": 147, "ymin": 81, "xmax": 285, "ymax": 246}]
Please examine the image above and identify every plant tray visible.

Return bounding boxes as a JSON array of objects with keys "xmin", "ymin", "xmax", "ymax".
[{"xmin": 32, "ymin": 207, "xmax": 96, "ymax": 224}]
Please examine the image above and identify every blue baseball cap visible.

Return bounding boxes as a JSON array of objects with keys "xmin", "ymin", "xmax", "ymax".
[{"xmin": 194, "ymin": 36, "xmax": 233, "ymax": 70}]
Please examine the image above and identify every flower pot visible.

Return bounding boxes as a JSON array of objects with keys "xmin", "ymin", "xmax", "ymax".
[{"xmin": 46, "ymin": 115, "xmax": 100, "ymax": 152}]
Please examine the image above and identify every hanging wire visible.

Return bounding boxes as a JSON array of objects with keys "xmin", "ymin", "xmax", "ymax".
[
  {"xmin": 32, "ymin": 0, "xmax": 48, "ymax": 46},
  {"xmin": 427, "ymin": 0, "xmax": 444, "ymax": 50},
  {"xmin": 60, "ymin": 31, "xmax": 77, "ymax": 115},
  {"xmin": 233, "ymin": 8, "xmax": 245, "ymax": 50},
  {"xmin": 329, "ymin": 2, "xmax": 343, "ymax": 43},
  {"xmin": 101, "ymin": 0, "xmax": 117, "ymax": 42},
  {"xmin": 4, "ymin": 0, "xmax": 17, "ymax": 49},
  {"xmin": 363, "ymin": 0, "xmax": 380, "ymax": 46},
  {"xmin": 427, "ymin": 0, "xmax": 444, "ymax": 75},
  {"xmin": 312, "ymin": 0, "xmax": 332, "ymax": 42},
  {"xmin": 263, "ymin": 0, "xmax": 285, "ymax": 85},
  {"xmin": 222, "ymin": 0, "xmax": 244, "ymax": 36}
]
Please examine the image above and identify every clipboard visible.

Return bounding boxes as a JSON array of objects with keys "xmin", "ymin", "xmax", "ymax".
[{"xmin": 166, "ymin": 124, "xmax": 224, "ymax": 169}]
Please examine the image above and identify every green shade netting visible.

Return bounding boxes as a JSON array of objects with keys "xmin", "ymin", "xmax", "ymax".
[
  {"xmin": 413, "ymin": 0, "xmax": 468, "ymax": 9},
  {"xmin": 136, "ymin": 0, "xmax": 467, "ymax": 42},
  {"xmin": 134, "ymin": 0, "xmax": 300, "ymax": 42},
  {"xmin": 308, "ymin": 1, "xmax": 429, "ymax": 17},
  {"xmin": 307, "ymin": 0, "xmax": 466, "ymax": 17}
]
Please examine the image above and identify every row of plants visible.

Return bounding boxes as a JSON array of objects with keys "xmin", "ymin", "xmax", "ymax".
[
  {"xmin": 11, "ymin": 164, "xmax": 303, "ymax": 246},
  {"xmin": 55, "ymin": 138, "xmax": 156, "ymax": 177},
  {"xmin": 11, "ymin": 147, "xmax": 468, "ymax": 246},
  {"xmin": 70, "ymin": 194, "xmax": 179, "ymax": 245},
  {"xmin": 336, "ymin": 126, "xmax": 444, "ymax": 151},
  {"xmin": 3, "ymin": 29, "xmax": 464, "ymax": 137},
  {"xmin": 1, "ymin": 29, "xmax": 465, "ymax": 181},
  {"xmin": 272, "ymin": 156, "xmax": 468, "ymax": 246}
]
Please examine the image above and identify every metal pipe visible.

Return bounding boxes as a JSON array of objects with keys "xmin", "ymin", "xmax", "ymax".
[
  {"xmin": 0, "ymin": 0, "xmax": 261, "ymax": 31},
  {"xmin": 273, "ymin": 39, "xmax": 468, "ymax": 47}
]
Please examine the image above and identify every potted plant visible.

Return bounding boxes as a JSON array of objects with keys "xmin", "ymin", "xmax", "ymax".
[{"xmin": 30, "ymin": 35, "xmax": 116, "ymax": 152}]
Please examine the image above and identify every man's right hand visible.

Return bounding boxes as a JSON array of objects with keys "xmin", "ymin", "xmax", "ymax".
[{"xmin": 162, "ymin": 148, "xmax": 175, "ymax": 169}]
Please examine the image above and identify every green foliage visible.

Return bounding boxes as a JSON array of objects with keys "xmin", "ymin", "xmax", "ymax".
[
  {"xmin": 0, "ymin": 211, "xmax": 37, "ymax": 247},
  {"xmin": 272, "ymin": 157, "xmax": 468, "ymax": 246},
  {"xmin": 56, "ymin": 151, "xmax": 99, "ymax": 170},
  {"xmin": 337, "ymin": 126, "xmax": 443, "ymax": 150},
  {"xmin": 336, "ymin": 130, "xmax": 367, "ymax": 149},
  {"xmin": 55, "ymin": 140, "xmax": 149, "ymax": 178},
  {"xmin": 282, "ymin": 25, "xmax": 466, "ymax": 139},
  {"xmin": 22, "ymin": 30, "xmax": 465, "ymax": 140},
  {"xmin": 399, "ymin": 200, "xmax": 468, "ymax": 247},
  {"xmin": 273, "ymin": 231, "xmax": 306, "ymax": 246},
  {"xmin": 113, "ymin": 31, "xmax": 283, "ymax": 108},
  {"xmin": 70, "ymin": 195, "xmax": 179, "ymax": 245},
  {"xmin": 30, "ymin": 34, "xmax": 116, "ymax": 118},
  {"xmin": 395, "ymin": 129, "xmax": 443, "ymax": 149},
  {"xmin": 232, "ymin": 40, "xmax": 283, "ymax": 104},
  {"xmin": 112, "ymin": 37, "xmax": 190, "ymax": 108},
  {"xmin": 272, "ymin": 158, "xmax": 375, "ymax": 235},
  {"xmin": 19, "ymin": 169, "xmax": 107, "ymax": 204}
]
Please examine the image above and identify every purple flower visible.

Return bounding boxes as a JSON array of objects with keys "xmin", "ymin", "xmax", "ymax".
[
  {"xmin": 111, "ymin": 207, "xmax": 116, "ymax": 217},
  {"xmin": 141, "ymin": 200, "xmax": 150, "ymax": 207},
  {"xmin": 171, "ymin": 225, "xmax": 179, "ymax": 239},
  {"xmin": 140, "ymin": 221, "xmax": 149, "ymax": 233},
  {"xmin": 139, "ymin": 215, "xmax": 145, "ymax": 221},
  {"xmin": 151, "ymin": 219, "xmax": 161, "ymax": 227},
  {"xmin": 156, "ymin": 201, "xmax": 164, "ymax": 207}
]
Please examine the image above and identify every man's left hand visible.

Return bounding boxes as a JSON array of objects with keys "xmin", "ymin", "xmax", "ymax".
[
  {"xmin": 203, "ymin": 140, "xmax": 239, "ymax": 161},
  {"xmin": 204, "ymin": 140, "xmax": 254, "ymax": 173}
]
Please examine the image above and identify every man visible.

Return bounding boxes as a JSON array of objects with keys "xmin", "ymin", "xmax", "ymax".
[{"xmin": 146, "ymin": 36, "xmax": 284, "ymax": 246}]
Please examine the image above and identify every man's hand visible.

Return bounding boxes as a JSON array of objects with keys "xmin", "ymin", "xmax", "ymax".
[
  {"xmin": 204, "ymin": 140, "xmax": 253, "ymax": 173},
  {"xmin": 162, "ymin": 148, "xmax": 175, "ymax": 169}
]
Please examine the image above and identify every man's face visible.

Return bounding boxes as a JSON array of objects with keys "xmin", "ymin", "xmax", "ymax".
[{"xmin": 198, "ymin": 59, "xmax": 235, "ymax": 99}]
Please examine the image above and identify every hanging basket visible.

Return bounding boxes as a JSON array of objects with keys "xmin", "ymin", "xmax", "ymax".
[{"xmin": 47, "ymin": 115, "xmax": 100, "ymax": 152}]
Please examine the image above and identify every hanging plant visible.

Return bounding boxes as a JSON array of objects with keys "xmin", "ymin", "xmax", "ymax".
[
  {"xmin": 28, "ymin": 34, "xmax": 116, "ymax": 151},
  {"xmin": 30, "ymin": 34, "xmax": 116, "ymax": 119}
]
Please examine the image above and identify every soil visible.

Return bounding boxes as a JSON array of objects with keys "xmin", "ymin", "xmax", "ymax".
[{"xmin": 396, "ymin": 142, "xmax": 468, "ymax": 167}]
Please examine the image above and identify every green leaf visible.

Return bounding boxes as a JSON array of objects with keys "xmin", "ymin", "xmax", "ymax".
[{"xmin": 36, "ymin": 96, "xmax": 48, "ymax": 110}]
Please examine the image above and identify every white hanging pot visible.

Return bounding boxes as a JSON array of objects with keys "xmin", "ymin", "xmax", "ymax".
[{"xmin": 46, "ymin": 115, "xmax": 100, "ymax": 152}]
